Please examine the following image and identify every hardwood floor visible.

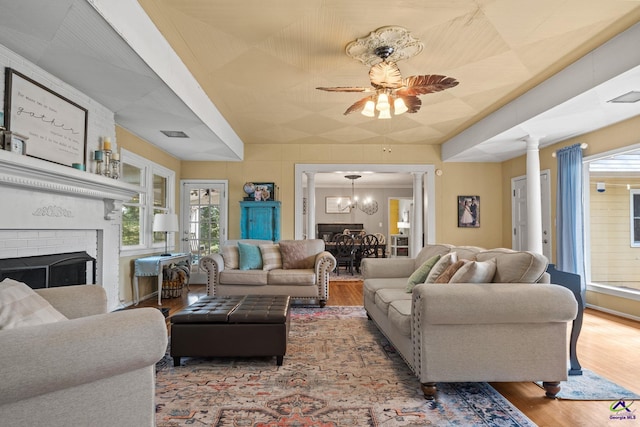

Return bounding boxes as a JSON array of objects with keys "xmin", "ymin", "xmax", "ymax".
[{"xmin": 138, "ymin": 281, "xmax": 640, "ymax": 427}]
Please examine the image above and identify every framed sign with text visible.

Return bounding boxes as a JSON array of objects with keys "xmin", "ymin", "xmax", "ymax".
[{"xmin": 4, "ymin": 68, "xmax": 87, "ymax": 167}]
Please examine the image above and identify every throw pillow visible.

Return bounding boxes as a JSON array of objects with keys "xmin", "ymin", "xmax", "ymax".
[
  {"xmin": 279, "ymin": 240, "xmax": 319, "ymax": 269},
  {"xmin": 222, "ymin": 245, "xmax": 239, "ymax": 269},
  {"xmin": 449, "ymin": 258, "xmax": 497, "ymax": 283},
  {"xmin": 260, "ymin": 244, "xmax": 282, "ymax": 271},
  {"xmin": 434, "ymin": 259, "xmax": 467, "ymax": 283},
  {"xmin": 238, "ymin": 242, "xmax": 263, "ymax": 270},
  {"xmin": 425, "ymin": 252, "xmax": 458, "ymax": 283},
  {"xmin": 406, "ymin": 254, "xmax": 441, "ymax": 293},
  {"xmin": 0, "ymin": 278, "xmax": 68, "ymax": 330}
]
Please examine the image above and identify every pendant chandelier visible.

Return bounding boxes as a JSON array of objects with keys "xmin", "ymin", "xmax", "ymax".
[{"xmin": 338, "ymin": 175, "xmax": 379, "ymax": 215}]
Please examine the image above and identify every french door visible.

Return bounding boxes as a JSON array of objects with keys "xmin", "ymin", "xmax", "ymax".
[
  {"xmin": 180, "ymin": 181, "xmax": 227, "ymax": 283},
  {"xmin": 511, "ymin": 171, "xmax": 552, "ymax": 260}
]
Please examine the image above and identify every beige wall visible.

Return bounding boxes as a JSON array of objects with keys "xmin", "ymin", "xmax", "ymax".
[
  {"xmin": 120, "ymin": 113, "xmax": 640, "ymax": 317},
  {"xmin": 502, "ymin": 114, "xmax": 640, "ymax": 318},
  {"xmin": 181, "ymin": 143, "xmax": 505, "ymax": 248}
]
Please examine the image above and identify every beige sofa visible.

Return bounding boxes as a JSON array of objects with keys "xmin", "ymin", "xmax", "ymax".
[
  {"xmin": 200, "ymin": 239, "xmax": 336, "ymax": 307},
  {"xmin": 362, "ymin": 244, "xmax": 578, "ymax": 400},
  {"xmin": 0, "ymin": 284, "xmax": 168, "ymax": 426}
]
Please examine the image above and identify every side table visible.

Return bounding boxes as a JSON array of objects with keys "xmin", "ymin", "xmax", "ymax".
[{"xmin": 133, "ymin": 253, "xmax": 191, "ymax": 306}]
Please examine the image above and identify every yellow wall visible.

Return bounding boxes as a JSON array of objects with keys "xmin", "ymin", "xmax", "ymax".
[
  {"xmin": 502, "ymin": 114, "xmax": 640, "ymax": 318},
  {"xmin": 181, "ymin": 143, "xmax": 504, "ymax": 248},
  {"xmin": 116, "ymin": 126, "xmax": 182, "ymax": 303},
  {"xmin": 120, "ymin": 113, "xmax": 640, "ymax": 316}
]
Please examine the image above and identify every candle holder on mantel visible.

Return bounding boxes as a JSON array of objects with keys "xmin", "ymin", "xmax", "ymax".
[
  {"xmin": 93, "ymin": 138, "xmax": 121, "ymax": 179},
  {"xmin": 102, "ymin": 137, "xmax": 112, "ymax": 178},
  {"xmin": 94, "ymin": 150, "xmax": 104, "ymax": 175},
  {"xmin": 110, "ymin": 152, "xmax": 120, "ymax": 180}
]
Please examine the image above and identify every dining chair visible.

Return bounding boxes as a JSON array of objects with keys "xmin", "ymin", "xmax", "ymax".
[
  {"xmin": 356, "ymin": 234, "xmax": 379, "ymax": 273},
  {"xmin": 332, "ymin": 234, "xmax": 356, "ymax": 275}
]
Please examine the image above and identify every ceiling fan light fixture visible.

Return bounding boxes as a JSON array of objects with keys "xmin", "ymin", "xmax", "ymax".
[
  {"xmin": 379, "ymin": 109, "xmax": 392, "ymax": 119},
  {"xmin": 376, "ymin": 93, "xmax": 390, "ymax": 111},
  {"xmin": 393, "ymin": 97, "xmax": 408, "ymax": 115},
  {"xmin": 362, "ymin": 100, "xmax": 376, "ymax": 117}
]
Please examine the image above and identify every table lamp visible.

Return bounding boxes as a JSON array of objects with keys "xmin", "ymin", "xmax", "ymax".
[{"xmin": 153, "ymin": 213, "xmax": 179, "ymax": 256}]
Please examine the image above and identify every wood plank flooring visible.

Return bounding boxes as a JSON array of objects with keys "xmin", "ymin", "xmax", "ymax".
[{"xmin": 138, "ymin": 281, "xmax": 640, "ymax": 427}]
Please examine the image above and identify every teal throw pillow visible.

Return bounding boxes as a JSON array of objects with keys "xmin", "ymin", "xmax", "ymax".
[
  {"xmin": 406, "ymin": 254, "xmax": 441, "ymax": 292},
  {"xmin": 238, "ymin": 242, "xmax": 263, "ymax": 270}
]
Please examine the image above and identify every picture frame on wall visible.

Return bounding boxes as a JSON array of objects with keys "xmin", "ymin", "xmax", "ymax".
[
  {"xmin": 458, "ymin": 195, "xmax": 480, "ymax": 227},
  {"xmin": 325, "ymin": 196, "xmax": 350, "ymax": 214},
  {"xmin": 253, "ymin": 182, "xmax": 275, "ymax": 201},
  {"xmin": 4, "ymin": 67, "xmax": 87, "ymax": 167}
]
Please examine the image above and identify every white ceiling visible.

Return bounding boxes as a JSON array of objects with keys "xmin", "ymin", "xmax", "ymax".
[{"xmin": 1, "ymin": 0, "xmax": 640, "ymax": 187}]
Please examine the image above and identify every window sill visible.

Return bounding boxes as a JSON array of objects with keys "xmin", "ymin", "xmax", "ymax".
[{"xmin": 587, "ymin": 283, "xmax": 640, "ymax": 302}]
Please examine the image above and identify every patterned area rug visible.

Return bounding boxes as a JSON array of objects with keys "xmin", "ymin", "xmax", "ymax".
[
  {"xmin": 156, "ymin": 306, "xmax": 536, "ymax": 426},
  {"xmin": 535, "ymin": 369, "xmax": 640, "ymax": 400}
]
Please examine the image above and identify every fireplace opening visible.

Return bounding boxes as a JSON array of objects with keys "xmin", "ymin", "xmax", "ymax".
[{"xmin": 0, "ymin": 251, "xmax": 96, "ymax": 289}]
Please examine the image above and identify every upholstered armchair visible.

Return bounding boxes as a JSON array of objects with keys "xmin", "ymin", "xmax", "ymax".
[{"xmin": 0, "ymin": 283, "xmax": 168, "ymax": 427}]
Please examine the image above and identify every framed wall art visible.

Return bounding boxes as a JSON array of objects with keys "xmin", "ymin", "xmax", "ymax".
[
  {"xmin": 457, "ymin": 195, "xmax": 480, "ymax": 227},
  {"xmin": 325, "ymin": 196, "xmax": 350, "ymax": 214},
  {"xmin": 4, "ymin": 68, "xmax": 87, "ymax": 167}
]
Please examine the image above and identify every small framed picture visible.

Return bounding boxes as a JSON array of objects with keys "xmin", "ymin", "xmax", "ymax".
[
  {"xmin": 325, "ymin": 196, "xmax": 351, "ymax": 213},
  {"xmin": 253, "ymin": 182, "xmax": 275, "ymax": 201},
  {"xmin": 458, "ymin": 195, "xmax": 480, "ymax": 227},
  {"xmin": 2, "ymin": 131, "xmax": 28, "ymax": 155}
]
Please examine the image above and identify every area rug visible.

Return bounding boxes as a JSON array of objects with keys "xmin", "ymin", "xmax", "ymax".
[
  {"xmin": 156, "ymin": 306, "xmax": 535, "ymax": 426},
  {"xmin": 535, "ymin": 369, "xmax": 640, "ymax": 400}
]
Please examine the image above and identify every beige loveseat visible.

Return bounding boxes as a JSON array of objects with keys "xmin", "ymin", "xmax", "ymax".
[
  {"xmin": 200, "ymin": 239, "xmax": 336, "ymax": 307},
  {"xmin": 362, "ymin": 244, "xmax": 578, "ymax": 400},
  {"xmin": 0, "ymin": 283, "xmax": 167, "ymax": 427}
]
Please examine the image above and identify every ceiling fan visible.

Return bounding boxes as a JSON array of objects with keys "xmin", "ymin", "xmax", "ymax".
[{"xmin": 317, "ymin": 46, "xmax": 459, "ymax": 119}]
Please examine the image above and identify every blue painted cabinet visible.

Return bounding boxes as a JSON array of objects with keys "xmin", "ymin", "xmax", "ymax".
[{"xmin": 240, "ymin": 201, "xmax": 281, "ymax": 241}]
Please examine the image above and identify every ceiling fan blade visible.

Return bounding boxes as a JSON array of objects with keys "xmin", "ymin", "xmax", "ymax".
[
  {"xmin": 369, "ymin": 61, "xmax": 403, "ymax": 89},
  {"xmin": 397, "ymin": 75, "xmax": 459, "ymax": 96},
  {"xmin": 316, "ymin": 86, "xmax": 372, "ymax": 92},
  {"xmin": 344, "ymin": 96, "xmax": 373, "ymax": 115},
  {"xmin": 397, "ymin": 95, "xmax": 422, "ymax": 113}
]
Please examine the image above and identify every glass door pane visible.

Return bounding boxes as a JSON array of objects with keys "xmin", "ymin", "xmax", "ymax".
[{"xmin": 181, "ymin": 182, "xmax": 227, "ymax": 283}]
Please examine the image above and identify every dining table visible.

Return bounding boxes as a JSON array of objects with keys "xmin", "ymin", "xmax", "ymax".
[{"xmin": 324, "ymin": 240, "xmax": 386, "ymax": 273}]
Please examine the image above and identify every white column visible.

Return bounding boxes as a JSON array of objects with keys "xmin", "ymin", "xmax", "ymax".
[
  {"xmin": 412, "ymin": 172, "xmax": 424, "ymax": 257},
  {"xmin": 305, "ymin": 172, "xmax": 316, "ymax": 239},
  {"xmin": 525, "ymin": 135, "xmax": 543, "ymax": 254}
]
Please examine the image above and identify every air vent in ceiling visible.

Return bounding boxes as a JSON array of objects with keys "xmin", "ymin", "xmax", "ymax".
[
  {"xmin": 607, "ymin": 91, "xmax": 640, "ymax": 103},
  {"xmin": 160, "ymin": 130, "xmax": 189, "ymax": 138}
]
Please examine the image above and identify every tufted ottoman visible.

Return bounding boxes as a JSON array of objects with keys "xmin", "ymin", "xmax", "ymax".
[{"xmin": 170, "ymin": 295, "xmax": 290, "ymax": 366}]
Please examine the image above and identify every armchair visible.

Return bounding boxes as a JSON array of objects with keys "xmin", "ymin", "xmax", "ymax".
[{"xmin": 0, "ymin": 284, "xmax": 168, "ymax": 427}]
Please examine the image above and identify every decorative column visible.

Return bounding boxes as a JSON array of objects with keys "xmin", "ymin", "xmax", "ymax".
[
  {"xmin": 525, "ymin": 135, "xmax": 543, "ymax": 254},
  {"xmin": 305, "ymin": 172, "xmax": 316, "ymax": 239},
  {"xmin": 412, "ymin": 172, "xmax": 425, "ymax": 257}
]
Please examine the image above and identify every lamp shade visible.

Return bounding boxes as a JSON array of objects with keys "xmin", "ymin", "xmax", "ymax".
[
  {"xmin": 397, "ymin": 221, "xmax": 410, "ymax": 229},
  {"xmin": 153, "ymin": 213, "xmax": 179, "ymax": 232}
]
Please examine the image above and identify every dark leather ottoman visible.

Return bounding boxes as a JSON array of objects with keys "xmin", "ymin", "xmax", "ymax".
[{"xmin": 170, "ymin": 295, "xmax": 290, "ymax": 366}]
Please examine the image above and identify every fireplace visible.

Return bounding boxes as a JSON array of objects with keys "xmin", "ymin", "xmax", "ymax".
[
  {"xmin": 0, "ymin": 151, "xmax": 139, "ymax": 309},
  {"xmin": 0, "ymin": 252, "xmax": 96, "ymax": 289}
]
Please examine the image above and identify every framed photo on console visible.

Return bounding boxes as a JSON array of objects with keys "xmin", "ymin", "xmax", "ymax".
[
  {"xmin": 253, "ymin": 182, "xmax": 275, "ymax": 201},
  {"xmin": 4, "ymin": 68, "xmax": 87, "ymax": 167}
]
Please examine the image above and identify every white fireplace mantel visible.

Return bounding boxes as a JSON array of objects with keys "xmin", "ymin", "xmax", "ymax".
[
  {"xmin": 0, "ymin": 150, "xmax": 140, "ymax": 219},
  {"xmin": 0, "ymin": 149, "xmax": 143, "ymax": 310}
]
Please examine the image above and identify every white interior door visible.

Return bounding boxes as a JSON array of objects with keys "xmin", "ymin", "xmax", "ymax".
[
  {"xmin": 511, "ymin": 171, "xmax": 552, "ymax": 260},
  {"xmin": 180, "ymin": 181, "xmax": 227, "ymax": 284}
]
